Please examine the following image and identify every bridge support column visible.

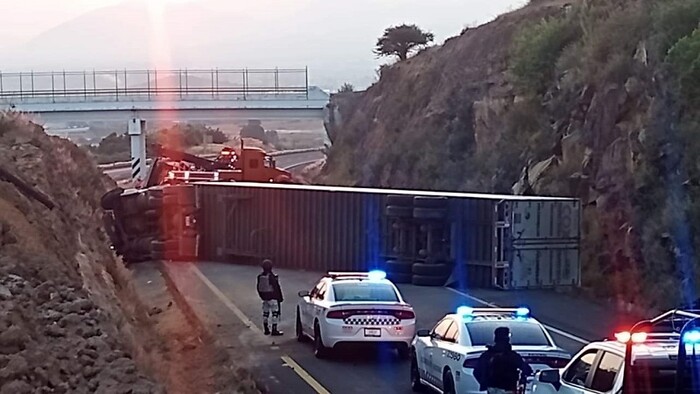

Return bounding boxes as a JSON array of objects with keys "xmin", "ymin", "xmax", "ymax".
[{"xmin": 127, "ymin": 118, "xmax": 147, "ymax": 187}]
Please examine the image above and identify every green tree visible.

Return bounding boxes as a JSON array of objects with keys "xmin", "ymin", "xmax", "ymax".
[
  {"xmin": 338, "ymin": 83, "xmax": 355, "ymax": 93},
  {"xmin": 375, "ymin": 24, "xmax": 434, "ymax": 61}
]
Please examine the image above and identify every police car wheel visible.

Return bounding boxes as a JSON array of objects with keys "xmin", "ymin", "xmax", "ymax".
[
  {"xmin": 410, "ymin": 354, "xmax": 425, "ymax": 392},
  {"xmin": 442, "ymin": 371, "xmax": 456, "ymax": 394},
  {"xmin": 296, "ymin": 309, "xmax": 307, "ymax": 342},
  {"xmin": 397, "ymin": 345, "xmax": 410, "ymax": 360},
  {"xmin": 313, "ymin": 323, "xmax": 328, "ymax": 359}
]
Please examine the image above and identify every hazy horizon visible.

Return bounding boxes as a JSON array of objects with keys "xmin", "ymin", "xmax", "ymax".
[{"xmin": 0, "ymin": 0, "xmax": 528, "ymax": 89}]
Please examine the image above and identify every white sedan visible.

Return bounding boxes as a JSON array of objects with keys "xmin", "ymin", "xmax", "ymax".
[
  {"xmin": 295, "ymin": 270, "xmax": 417, "ymax": 359},
  {"xmin": 411, "ymin": 307, "xmax": 571, "ymax": 393}
]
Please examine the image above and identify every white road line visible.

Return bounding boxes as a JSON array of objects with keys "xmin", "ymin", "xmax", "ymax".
[
  {"xmin": 445, "ymin": 287, "xmax": 590, "ymax": 345},
  {"xmin": 281, "ymin": 355, "xmax": 331, "ymax": 394},
  {"xmin": 189, "ymin": 263, "xmax": 266, "ymax": 338}
]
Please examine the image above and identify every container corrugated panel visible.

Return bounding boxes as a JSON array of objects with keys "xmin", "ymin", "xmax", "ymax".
[
  {"xmin": 197, "ymin": 183, "xmax": 383, "ymax": 272},
  {"xmin": 508, "ymin": 200, "xmax": 581, "ymax": 288}
]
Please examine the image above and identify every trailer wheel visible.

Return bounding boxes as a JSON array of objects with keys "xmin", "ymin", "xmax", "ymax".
[
  {"xmin": 412, "ymin": 274, "xmax": 448, "ymax": 287},
  {"xmin": 386, "ymin": 205, "xmax": 413, "ymax": 218},
  {"xmin": 412, "ymin": 263, "xmax": 452, "ymax": 277},
  {"xmin": 388, "ymin": 272, "xmax": 413, "ymax": 284},
  {"xmin": 385, "ymin": 260, "xmax": 414, "ymax": 274},
  {"xmin": 413, "ymin": 208, "xmax": 446, "ymax": 220},
  {"xmin": 414, "ymin": 196, "xmax": 448, "ymax": 209},
  {"xmin": 386, "ymin": 195, "xmax": 414, "ymax": 207}
]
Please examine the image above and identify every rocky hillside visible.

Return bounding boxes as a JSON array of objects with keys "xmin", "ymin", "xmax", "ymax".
[
  {"xmin": 323, "ymin": 0, "xmax": 700, "ymax": 309},
  {"xmin": 0, "ymin": 113, "xmax": 258, "ymax": 393}
]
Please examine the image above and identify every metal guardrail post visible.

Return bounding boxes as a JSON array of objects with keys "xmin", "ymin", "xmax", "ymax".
[
  {"xmin": 147, "ymin": 70, "xmax": 151, "ymax": 100},
  {"xmin": 51, "ymin": 73, "xmax": 55, "ymax": 102},
  {"xmin": 243, "ymin": 68, "xmax": 248, "ymax": 100},
  {"xmin": 19, "ymin": 72, "xmax": 23, "ymax": 98},
  {"xmin": 275, "ymin": 67, "xmax": 279, "ymax": 95},
  {"xmin": 124, "ymin": 69, "xmax": 128, "ymax": 97},
  {"xmin": 30, "ymin": 71, "xmax": 34, "ymax": 98},
  {"xmin": 115, "ymin": 70, "xmax": 119, "ymax": 101},
  {"xmin": 305, "ymin": 66, "xmax": 309, "ymax": 99},
  {"xmin": 0, "ymin": 71, "xmax": 3, "ymax": 96},
  {"xmin": 185, "ymin": 68, "xmax": 189, "ymax": 96},
  {"xmin": 83, "ymin": 71, "xmax": 87, "ymax": 100},
  {"xmin": 215, "ymin": 68, "xmax": 219, "ymax": 98},
  {"xmin": 63, "ymin": 70, "xmax": 67, "ymax": 98},
  {"xmin": 93, "ymin": 70, "xmax": 97, "ymax": 97}
]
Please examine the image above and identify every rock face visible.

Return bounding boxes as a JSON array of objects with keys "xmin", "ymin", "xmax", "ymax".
[
  {"xmin": 323, "ymin": 0, "xmax": 700, "ymax": 307},
  {"xmin": 0, "ymin": 113, "xmax": 163, "ymax": 393}
]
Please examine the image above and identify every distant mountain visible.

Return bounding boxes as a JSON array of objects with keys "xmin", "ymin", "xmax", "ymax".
[{"xmin": 4, "ymin": 0, "xmax": 526, "ymax": 90}]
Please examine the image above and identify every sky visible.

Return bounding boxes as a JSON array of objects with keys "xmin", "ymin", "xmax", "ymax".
[{"xmin": 0, "ymin": 0, "xmax": 528, "ymax": 89}]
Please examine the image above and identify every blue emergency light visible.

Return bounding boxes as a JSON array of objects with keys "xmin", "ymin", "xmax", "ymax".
[
  {"xmin": 457, "ymin": 306, "xmax": 474, "ymax": 317},
  {"xmin": 516, "ymin": 307, "xmax": 531, "ymax": 317},
  {"xmin": 683, "ymin": 330, "xmax": 700, "ymax": 344},
  {"xmin": 367, "ymin": 270, "xmax": 387, "ymax": 281}
]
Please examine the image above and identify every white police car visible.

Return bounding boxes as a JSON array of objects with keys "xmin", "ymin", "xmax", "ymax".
[
  {"xmin": 295, "ymin": 270, "xmax": 416, "ymax": 359},
  {"xmin": 410, "ymin": 307, "xmax": 571, "ymax": 393},
  {"xmin": 533, "ymin": 308, "xmax": 700, "ymax": 393}
]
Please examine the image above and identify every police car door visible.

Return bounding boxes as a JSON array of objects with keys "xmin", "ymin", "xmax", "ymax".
[
  {"xmin": 301, "ymin": 281, "xmax": 324, "ymax": 332},
  {"xmin": 558, "ymin": 348, "xmax": 601, "ymax": 394},
  {"xmin": 425, "ymin": 318, "xmax": 456, "ymax": 389}
]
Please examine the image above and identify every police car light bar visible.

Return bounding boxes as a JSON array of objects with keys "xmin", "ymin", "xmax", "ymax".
[
  {"xmin": 456, "ymin": 306, "xmax": 531, "ymax": 317},
  {"xmin": 327, "ymin": 271, "xmax": 387, "ymax": 280}
]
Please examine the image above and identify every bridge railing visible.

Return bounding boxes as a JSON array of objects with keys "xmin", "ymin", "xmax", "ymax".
[{"xmin": 0, "ymin": 68, "xmax": 310, "ymax": 103}]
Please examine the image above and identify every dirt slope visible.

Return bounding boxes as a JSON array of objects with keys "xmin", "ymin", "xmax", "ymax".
[{"xmin": 0, "ymin": 112, "xmax": 259, "ymax": 393}]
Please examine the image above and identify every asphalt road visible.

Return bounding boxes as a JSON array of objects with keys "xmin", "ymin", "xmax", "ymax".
[
  {"xmin": 150, "ymin": 262, "xmax": 644, "ymax": 394},
  {"xmin": 103, "ymin": 150, "xmax": 325, "ymax": 181}
]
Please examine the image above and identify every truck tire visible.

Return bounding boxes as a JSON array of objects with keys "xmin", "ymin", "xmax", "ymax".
[
  {"xmin": 386, "ymin": 195, "xmax": 414, "ymax": 207},
  {"xmin": 147, "ymin": 195, "xmax": 163, "ymax": 210},
  {"xmin": 414, "ymin": 196, "xmax": 448, "ymax": 209},
  {"xmin": 101, "ymin": 188, "xmax": 124, "ymax": 211},
  {"xmin": 412, "ymin": 274, "xmax": 448, "ymax": 287},
  {"xmin": 413, "ymin": 208, "xmax": 446, "ymax": 220},
  {"xmin": 151, "ymin": 240, "xmax": 166, "ymax": 253},
  {"xmin": 412, "ymin": 263, "xmax": 452, "ymax": 277},
  {"xmin": 386, "ymin": 205, "xmax": 412, "ymax": 218},
  {"xmin": 388, "ymin": 272, "xmax": 412, "ymax": 284},
  {"xmin": 385, "ymin": 260, "xmax": 413, "ymax": 274}
]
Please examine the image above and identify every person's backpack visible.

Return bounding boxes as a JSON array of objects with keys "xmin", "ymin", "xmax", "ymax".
[
  {"xmin": 486, "ymin": 350, "xmax": 519, "ymax": 387},
  {"xmin": 257, "ymin": 274, "xmax": 274, "ymax": 293}
]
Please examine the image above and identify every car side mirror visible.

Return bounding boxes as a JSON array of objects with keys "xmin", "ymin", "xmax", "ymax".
[
  {"xmin": 538, "ymin": 369, "xmax": 562, "ymax": 390},
  {"xmin": 298, "ymin": 290, "xmax": 310, "ymax": 297},
  {"xmin": 416, "ymin": 329, "xmax": 431, "ymax": 337}
]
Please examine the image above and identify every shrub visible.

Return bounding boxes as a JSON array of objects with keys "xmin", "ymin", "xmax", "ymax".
[
  {"xmin": 510, "ymin": 15, "xmax": 581, "ymax": 95},
  {"xmin": 668, "ymin": 28, "xmax": 700, "ymax": 107},
  {"xmin": 653, "ymin": 0, "xmax": 700, "ymax": 56}
]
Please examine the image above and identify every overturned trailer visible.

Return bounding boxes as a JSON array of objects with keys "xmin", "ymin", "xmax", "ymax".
[{"xmin": 194, "ymin": 182, "xmax": 581, "ymax": 290}]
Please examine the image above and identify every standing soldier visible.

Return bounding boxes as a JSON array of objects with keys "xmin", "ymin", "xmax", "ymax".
[
  {"xmin": 473, "ymin": 327, "xmax": 533, "ymax": 394},
  {"xmin": 257, "ymin": 259, "xmax": 284, "ymax": 336}
]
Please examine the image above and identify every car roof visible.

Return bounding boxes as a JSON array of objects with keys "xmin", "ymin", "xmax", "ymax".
[
  {"xmin": 444, "ymin": 313, "xmax": 541, "ymax": 324},
  {"xmin": 585, "ymin": 338, "xmax": 681, "ymax": 363}
]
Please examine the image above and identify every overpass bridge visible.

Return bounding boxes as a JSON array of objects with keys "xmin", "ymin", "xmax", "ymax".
[
  {"xmin": 0, "ymin": 67, "xmax": 331, "ymax": 183},
  {"xmin": 0, "ymin": 68, "xmax": 330, "ymax": 124}
]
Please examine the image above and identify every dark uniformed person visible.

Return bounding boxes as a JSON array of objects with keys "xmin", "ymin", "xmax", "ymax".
[
  {"xmin": 256, "ymin": 259, "xmax": 284, "ymax": 336},
  {"xmin": 474, "ymin": 327, "xmax": 533, "ymax": 394}
]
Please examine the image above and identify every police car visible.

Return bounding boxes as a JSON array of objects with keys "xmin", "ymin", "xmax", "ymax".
[
  {"xmin": 532, "ymin": 308, "xmax": 700, "ymax": 393},
  {"xmin": 410, "ymin": 306, "xmax": 571, "ymax": 393},
  {"xmin": 295, "ymin": 270, "xmax": 416, "ymax": 359}
]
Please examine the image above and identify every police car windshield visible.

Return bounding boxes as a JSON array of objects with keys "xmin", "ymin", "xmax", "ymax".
[
  {"xmin": 466, "ymin": 321, "xmax": 551, "ymax": 346},
  {"xmin": 332, "ymin": 282, "xmax": 399, "ymax": 302}
]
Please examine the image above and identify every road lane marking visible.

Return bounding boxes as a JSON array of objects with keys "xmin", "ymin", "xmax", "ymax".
[
  {"xmin": 189, "ymin": 264, "xmax": 266, "ymax": 338},
  {"xmin": 281, "ymin": 355, "xmax": 331, "ymax": 394},
  {"xmin": 445, "ymin": 287, "xmax": 590, "ymax": 345}
]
